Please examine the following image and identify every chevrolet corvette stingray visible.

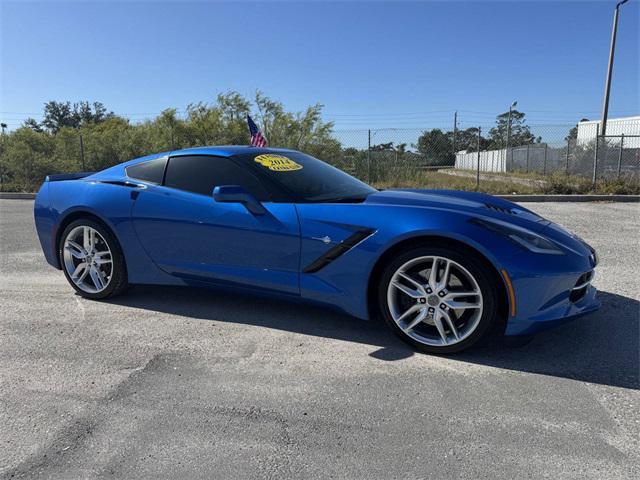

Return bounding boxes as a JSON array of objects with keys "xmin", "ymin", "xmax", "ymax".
[{"xmin": 34, "ymin": 146, "xmax": 600, "ymax": 353}]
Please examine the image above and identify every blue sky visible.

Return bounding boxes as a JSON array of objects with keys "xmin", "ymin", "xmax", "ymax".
[{"xmin": 1, "ymin": 0, "xmax": 638, "ymax": 132}]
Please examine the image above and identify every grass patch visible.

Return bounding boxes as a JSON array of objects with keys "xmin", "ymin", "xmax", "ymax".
[
  {"xmin": 373, "ymin": 171, "xmax": 539, "ymax": 194},
  {"xmin": 373, "ymin": 171, "xmax": 640, "ymax": 195}
]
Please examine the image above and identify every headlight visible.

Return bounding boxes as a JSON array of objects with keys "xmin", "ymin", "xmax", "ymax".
[{"xmin": 470, "ymin": 218, "xmax": 564, "ymax": 255}]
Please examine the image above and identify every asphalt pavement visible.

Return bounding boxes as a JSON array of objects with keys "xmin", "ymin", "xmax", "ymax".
[{"xmin": 1, "ymin": 199, "xmax": 638, "ymax": 479}]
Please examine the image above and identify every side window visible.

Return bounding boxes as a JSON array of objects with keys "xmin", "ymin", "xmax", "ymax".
[
  {"xmin": 126, "ymin": 157, "xmax": 167, "ymax": 184},
  {"xmin": 163, "ymin": 155, "xmax": 270, "ymax": 201}
]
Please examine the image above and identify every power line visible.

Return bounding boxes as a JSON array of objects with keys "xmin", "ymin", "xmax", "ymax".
[{"xmin": 3, "ymin": 108, "xmax": 636, "ymax": 117}]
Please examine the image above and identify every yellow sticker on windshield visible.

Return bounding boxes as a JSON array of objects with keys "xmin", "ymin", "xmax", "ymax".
[{"xmin": 254, "ymin": 154, "xmax": 302, "ymax": 172}]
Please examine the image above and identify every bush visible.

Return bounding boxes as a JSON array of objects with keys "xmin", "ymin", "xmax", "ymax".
[{"xmin": 0, "ymin": 92, "xmax": 342, "ymax": 192}]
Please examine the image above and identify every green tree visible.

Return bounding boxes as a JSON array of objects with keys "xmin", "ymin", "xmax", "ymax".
[
  {"xmin": 253, "ymin": 91, "xmax": 340, "ymax": 159},
  {"xmin": 74, "ymin": 101, "xmax": 113, "ymax": 124},
  {"xmin": 488, "ymin": 109, "xmax": 535, "ymax": 149},
  {"xmin": 184, "ymin": 102, "xmax": 225, "ymax": 146},
  {"xmin": 42, "ymin": 101, "xmax": 77, "ymax": 133},
  {"xmin": 415, "ymin": 129, "xmax": 453, "ymax": 165},
  {"xmin": 23, "ymin": 118, "xmax": 44, "ymax": 132},
  {"xmin": 0, "ymin": 92, "xmax": 344, "ymax": 191},
  {"xmin": 454, "ymin": 127, "xmax": 490, "ymax": 152},
  {"xmin": 41, "ymin": 101, "xmax": 114, "ymax": 133},
  {"xmin": 217, "ymin": 91, "xmax": 251, "ymax": 122},
  {"xmin": 1, "ymin": 127, "xmax": 56, "ymax": 190},
  {"xmin": 370, "ymin": 142, "xmax": 395, "ymax": 152},
  {"xmin": 566, "ymin": 118, "xmax": 590, "ymax": 142}
]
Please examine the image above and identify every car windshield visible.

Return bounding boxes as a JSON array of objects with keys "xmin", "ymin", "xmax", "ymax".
[{"xmin": 238, "ymin": 151, "xmax": 377, "ymax": 202}]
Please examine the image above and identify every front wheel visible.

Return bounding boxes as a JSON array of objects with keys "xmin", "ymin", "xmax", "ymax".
[
  {"xmin": 378, "ymin": 246, "xmax": 499, "ymax": 354},
  {"xmin": 59, "ymin": 219, "xmax": 128, "ymax": 300}
]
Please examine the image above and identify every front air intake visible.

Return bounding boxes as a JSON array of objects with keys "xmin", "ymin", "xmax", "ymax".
[{"xmin": 569, "ymin": 271, "xmax": 594, "ymax": 303}]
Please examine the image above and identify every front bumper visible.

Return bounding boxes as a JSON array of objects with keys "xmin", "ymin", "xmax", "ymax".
[{"xmin": 504, "ymin": 272, "xmax": 601, "ymax": 337}]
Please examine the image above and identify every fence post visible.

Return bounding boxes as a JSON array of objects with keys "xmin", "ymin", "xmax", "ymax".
[
  {"xmin": 511, "ymin": 146, "xmax": 514, "ymax": 172},
  {"xmin": 79, "ymin": 132, "xmax": 86, "ymax": 171},
  {"xmin": 592, "ymin": 124, "xmax": 600, "ymax": 186},
  {"xmin": 526, "ymin": 144, "xmax": 530, "ymax": 173},
  {"xmin": 617, "ymin": 133, "xmax": 624, "ymax": 179},
  {"xmin": 543, "ymin": 144, "xmax": 548, "ymax": 176},
  {"xmin": 476, "ymin": 127, "xmax": 481, "ymax": 190},
  {"xmin": 367, "ymin": 129, "xmax": 371, "ymax": 184},
  {"xmin": 565, "ymin": 138, "xmax": 570, "ymax": 175}
]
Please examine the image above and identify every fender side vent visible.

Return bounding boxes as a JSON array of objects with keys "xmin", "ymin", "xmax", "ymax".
[{"xmin": 303, "ymin": 228, "xmax": 375, "ymax": 274}]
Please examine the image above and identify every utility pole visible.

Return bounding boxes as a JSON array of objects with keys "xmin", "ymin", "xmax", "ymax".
[
  {"xmin": 367, "ymin": 129, "xmax": 371, "ymax": 184},
  {"xmin": 79, "ymin": 133, "xmax": 86, "ymax": 171},
  {"xmin": 600, "ymin": 0, "xmax": 630, "ymax": 136},
  {"xmin": 476, "ymin": 127, "xmax": 481, "ymax": 190},
  {"xmin": 505, "ymin": 101, "xmax": 517, "ymax": 171},
  {"xmin": 592, "ymin": 124, "xmax": 600, "ymax": 186},
  {"xmin": 452, "ymin": 111, "xmax": 458, "ymax": 157}
]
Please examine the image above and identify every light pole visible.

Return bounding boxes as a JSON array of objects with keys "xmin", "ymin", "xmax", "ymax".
[
  {"xmin": 505, "ymin": 100, "xmax": 517, "ymax": 170},
  {"xmin": 600, "ymin": 0, "xmax": 630, "ymax": 136}
]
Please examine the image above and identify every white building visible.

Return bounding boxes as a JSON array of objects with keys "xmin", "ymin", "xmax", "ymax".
[{"xmin": 576, "ymin": 116, "xmax": 640, "ymax": 147}]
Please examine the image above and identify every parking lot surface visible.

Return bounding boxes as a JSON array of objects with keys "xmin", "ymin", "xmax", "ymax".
[{"xmin": 1, "ymin": 199, "xmax": 639, "ymax": 479}]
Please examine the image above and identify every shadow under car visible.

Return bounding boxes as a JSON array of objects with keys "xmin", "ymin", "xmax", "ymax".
[{"xmin": 105, "ymin": 287, "xmax": 639, "ymax": 389}]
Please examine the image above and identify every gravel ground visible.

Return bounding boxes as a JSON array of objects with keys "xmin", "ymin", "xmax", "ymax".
[{"xmin": 1, "ymin": 199, "xmax": 638, "ymax": 479}]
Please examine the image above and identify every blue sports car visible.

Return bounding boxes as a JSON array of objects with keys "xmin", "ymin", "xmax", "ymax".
[{"xmin": 34, "ymin": 146, "xmax": 600, "ymax": 353}]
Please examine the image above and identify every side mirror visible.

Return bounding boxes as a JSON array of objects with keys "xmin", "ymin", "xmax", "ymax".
[{"xmin": 212, "ymin": 185, "xmax": 267, "ymax": 215}]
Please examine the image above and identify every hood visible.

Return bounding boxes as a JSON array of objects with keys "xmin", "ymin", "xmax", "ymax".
[
  {"xmin": 366, "ymin": 189, "xmax": 543, "ymax": 223},
  {"xmin": 365, "ymin": 189, "xmax": 592, "ymax": 257}
]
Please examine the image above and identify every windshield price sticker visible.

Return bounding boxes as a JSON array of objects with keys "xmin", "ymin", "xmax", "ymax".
[{"xmin": 254, "ymin": 154, "xmax": 303, "ymax": 172}]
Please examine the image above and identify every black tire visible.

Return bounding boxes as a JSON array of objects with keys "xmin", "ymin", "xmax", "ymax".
[
  {"xmin": 58, "ymin": 218, "xmax": 128, "ymax": 300},
  {"xmin": 378, "ymin": 245, "xmax": 499, "ymax": 354}
]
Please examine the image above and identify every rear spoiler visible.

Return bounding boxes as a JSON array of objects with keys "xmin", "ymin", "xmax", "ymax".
[{"xmin": 45, "ymin": 172, "xmax": 95, "ymax": 182}]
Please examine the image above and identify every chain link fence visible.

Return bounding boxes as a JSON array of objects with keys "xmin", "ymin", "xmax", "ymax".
[
  {"xmin": 503, "ymin": 135, "xmax": 640, "ymax": 180},
  {"xmin": 330, "ymin": 128, "xmax": 446, "ymax": 186},
  {"xmin": 330, "ymin": 124, "xmax": 640, "ymax": 192},
  {"xmin": 1, "ymin": 121, "xmax": 639, "ymax": 194}
]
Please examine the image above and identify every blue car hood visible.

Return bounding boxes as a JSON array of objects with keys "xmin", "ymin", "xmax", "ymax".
[
  {"xmin": 365, "ymin": 189, "xmax": 592, "ymax": 256},
  {"xmin": 365, "ymin": 189, "xmax": 543, "ymax": 223}
]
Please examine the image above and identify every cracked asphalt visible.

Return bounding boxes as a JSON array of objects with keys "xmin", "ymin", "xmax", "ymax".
[{"xmin": 1, "ymin": 199, "xmax": 639, "ymax": 479}]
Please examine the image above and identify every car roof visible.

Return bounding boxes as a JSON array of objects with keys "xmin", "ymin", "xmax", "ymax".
[
  {"xmin": 166, "ymin": 145, "xmax": 300, "ymax": 158},
  {"xmin": 100, "ymin": 146, "xmax": 304, "ymax": 177}
]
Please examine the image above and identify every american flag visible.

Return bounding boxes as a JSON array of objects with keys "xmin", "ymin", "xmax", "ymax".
[{"xmin": 247, "ymin": 115, "xmax": 267, "ymax": 147}]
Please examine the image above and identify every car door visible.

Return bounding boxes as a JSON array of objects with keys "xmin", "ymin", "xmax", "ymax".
[{"xmin": 130, "ymin": 154, "xmax": 300, "ymax": 295}]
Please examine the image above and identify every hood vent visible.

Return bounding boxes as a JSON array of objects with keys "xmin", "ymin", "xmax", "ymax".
[{"xmin": 484, "ymin": 203, "xmax": 515, "ymax": 215}]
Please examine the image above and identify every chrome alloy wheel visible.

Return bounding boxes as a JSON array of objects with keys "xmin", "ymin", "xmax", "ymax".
[
  {"xmin": 62, "ymin": 226, "xmax": 113, "ymax": 293},
  {"xmin": 386, "ymin": 256, "xmax": 483, "ymax": 347}
]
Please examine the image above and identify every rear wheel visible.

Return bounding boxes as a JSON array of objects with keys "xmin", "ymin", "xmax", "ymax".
[
  {"xmin": 59, "ymin": 219, "xmax": 128, "ymax": 299},
  {"xmin": 378, "ymin": 246, "xmax": 498, "ymax": 354}
]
